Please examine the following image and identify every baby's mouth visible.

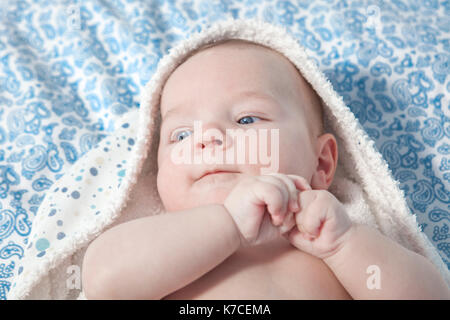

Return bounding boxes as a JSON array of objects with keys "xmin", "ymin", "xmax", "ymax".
[{"xmin": 197, "ymin": 170, "xmax": 240, "ymax": 181}]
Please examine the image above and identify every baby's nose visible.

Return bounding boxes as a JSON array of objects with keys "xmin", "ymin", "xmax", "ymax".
[
  {"xmin": 197, "ymin": 137, "xmax": 223, "ymax": 149},
  {"xmin": 196, "ymin": 129, "xmax": 235, "ymax": 150},
  {"xmin": 194, "ymin": 123, "xmax": 234, "ymax": 151}
]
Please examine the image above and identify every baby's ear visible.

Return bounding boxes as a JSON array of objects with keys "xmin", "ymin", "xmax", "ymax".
[{"xmin": 310, "ymin": 133, "xmax": 338, "ymax": 190}]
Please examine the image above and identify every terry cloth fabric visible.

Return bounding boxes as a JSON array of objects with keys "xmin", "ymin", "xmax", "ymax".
[{"xmin": 6, "ymin": 18, "xmax": 450, "ymax": 300}]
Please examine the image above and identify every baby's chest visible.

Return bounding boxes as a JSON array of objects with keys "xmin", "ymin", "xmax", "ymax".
[{"xmin": 164, "ymin": 242, "xmax": 351, "ymax": 300}]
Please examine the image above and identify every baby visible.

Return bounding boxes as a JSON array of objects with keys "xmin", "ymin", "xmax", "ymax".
[{"xmin": 81, "ymin": 39, "xmax": 449, "ymax": 299}]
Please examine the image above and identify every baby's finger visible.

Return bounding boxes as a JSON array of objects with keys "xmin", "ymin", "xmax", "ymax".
[
  {"xmin": 296, "ymin": 191, "xmax": 324, "ymax": 238},
  {"xmin": 256, "ymin": 176, "xmax": 289, "ymax": 225},
  {"xmin": 287, "ymin": 227, "xmax": 315, "ymax": 252},
  {"xmin": 252, "ymin": 181, "xmax": 286, "ymax": 226},
  {"xmin": 264, "ymin": 173, "xmax": 300, "ymax": 213},
  {"xmin": 279, "ymin": 211, "xmax": 296, "ymax": 235},
  {"xmin": 286, "ymin": 175, "xmax": 312, "ymax": 192}
]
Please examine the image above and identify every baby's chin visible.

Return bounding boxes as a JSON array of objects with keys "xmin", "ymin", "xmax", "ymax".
[
  {"xmin": 164, "ymin": 185, "xmax": 235, "ymax": 212},
  {"xmin": 194, "ymin": 172, "xmax": 241, "ymax": 196},
  {"xmin": 162, "ymin": 172, "xmax": 242, "ymax": 212}
]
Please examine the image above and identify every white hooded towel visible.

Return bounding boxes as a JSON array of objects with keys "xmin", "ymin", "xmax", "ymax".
[{"xmin": 6, "ymin": 18, "xmax": 450, "ymax": 300}]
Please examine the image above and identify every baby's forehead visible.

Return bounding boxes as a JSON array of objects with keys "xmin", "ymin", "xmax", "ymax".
[
  {"xmin": 169, "ymin": 39, "xmax": 301, "ymax": 84},
  {"xmin": 161, "ymin": 41, "xmax": 305, "ymax": 102},
  {"xmin": 159, "ymin": 39, "xmax": 323, "ymax": 132},
  {"xmin": 200, "ymin": 40, "xmax": 296, "ymax": 72}
]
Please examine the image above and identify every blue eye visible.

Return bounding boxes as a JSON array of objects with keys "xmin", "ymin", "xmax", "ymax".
[
  {"xmin": 238, "ymin": 116, "xmax": 261, "ymax": 124},
  {"xmin": 172, "ymin": 130, "xmax": 192, "ymax": 142}
]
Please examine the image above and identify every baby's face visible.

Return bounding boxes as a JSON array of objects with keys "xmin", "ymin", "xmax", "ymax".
[{"xmin": 157, "ymin": 42, "xmax": 323, "ymax": 212}]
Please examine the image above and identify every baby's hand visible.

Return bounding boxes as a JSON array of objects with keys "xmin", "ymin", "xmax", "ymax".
[
  {"xmin": 285, "ymin": 186, "xmax": 354, "ymax": 260},
  {"xmin": 224, "ymin": 173, "xmax": 311, "ymax": 248}
]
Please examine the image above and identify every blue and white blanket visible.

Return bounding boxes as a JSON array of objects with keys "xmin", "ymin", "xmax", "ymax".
[{"xmin": 1, "ymin": 0, "xmax": 449, "ymax": 300}]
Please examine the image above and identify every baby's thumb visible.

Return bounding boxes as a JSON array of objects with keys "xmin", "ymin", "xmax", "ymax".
[{"xmin": 279, "ymin": 212, "xmax": 296, "ymax": 235}]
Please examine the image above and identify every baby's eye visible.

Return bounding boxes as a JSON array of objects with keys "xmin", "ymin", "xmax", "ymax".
[
  {"xmin": 171, "ymin": 129, "xmax": 193, "ymax": 143},
  {"xmin": 237, "ymin": 116, "xmax": 261, "ymax": 125}
]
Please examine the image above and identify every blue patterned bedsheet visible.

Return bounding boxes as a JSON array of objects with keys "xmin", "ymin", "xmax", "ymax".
[{"xmin": 1, "ymin": 0, "xmax": 449, "ymax": 300}]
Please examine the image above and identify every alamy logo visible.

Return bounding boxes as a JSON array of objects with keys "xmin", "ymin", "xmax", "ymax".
[
  {"xmin": 366, "ymin": 265, "xmax": 381, "ymax": 290},
  {"xmin": 170, "ymin": 120, "xmax": 280, "ymax": 174},
  {"xmin": 364, "ymin": 5, "xmax": 382, "ymax": 34},
  {"xmin": 66, "ymin": 4, "xmax": 81, "ymax": 31},
  {"xmin": 66, "ymin": 265, "xmax": 81, "ymax": 290}
]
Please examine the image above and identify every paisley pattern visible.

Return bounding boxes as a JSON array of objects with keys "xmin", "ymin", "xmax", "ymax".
[{"xmin": 0, "ymin": 0, "xmax": 449, "ymax": 299}]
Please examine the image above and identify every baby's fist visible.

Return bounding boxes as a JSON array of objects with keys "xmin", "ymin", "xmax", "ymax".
[
  {"xmin": 224, "ymin": 173, "xmax": 310, "ymax": 248},
  {"xmin": 286, "ymin": 190, "xmax": 354, "ymax": 260}
]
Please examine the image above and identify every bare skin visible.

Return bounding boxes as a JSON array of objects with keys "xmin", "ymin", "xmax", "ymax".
[{"xmin": 81, "ymin": 42, "xmax": 449, "ymax": 300}]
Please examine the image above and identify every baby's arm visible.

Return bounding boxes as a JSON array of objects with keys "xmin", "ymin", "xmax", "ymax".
[
  {"xmin": 82, "ymin": 204, "xmax": 241, "ymax": 299},
  {"xmin": 323, "ymin": 224, "xmax": 450, "ymax": 299},
  {"xmin": 287, "ymin": 189, "xmax": 450, "ymax": 299},
  {"xmin": 82, "ymin": 173, "xmax": 306, "ymax": 300}
]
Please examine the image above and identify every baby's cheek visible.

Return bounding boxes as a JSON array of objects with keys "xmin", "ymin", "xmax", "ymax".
[
  {"xmin": 278, "ymin": 137, "xmax": 315, "ymax": 178},
  {"xmin": 156, "ymin": 165, "xmax": 183, "ymax": 211}
]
